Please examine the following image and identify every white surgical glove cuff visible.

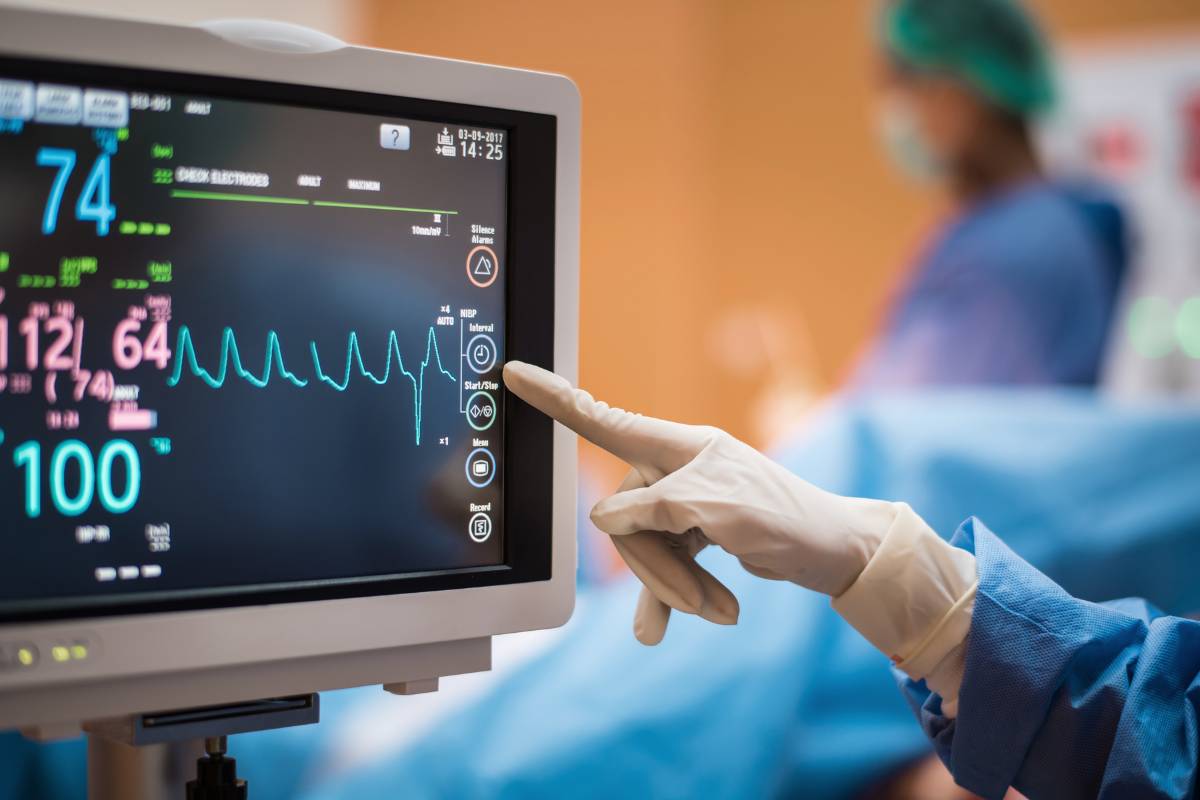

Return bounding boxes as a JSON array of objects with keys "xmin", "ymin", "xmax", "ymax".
[{"xmin": 831, "ymin": 504, "xmax": 977, "ymax": 717}]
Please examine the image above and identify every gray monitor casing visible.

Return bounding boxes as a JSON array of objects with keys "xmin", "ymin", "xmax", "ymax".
[{"xmin": 0, "ymin": 6, "xmax": 579, "ymax": 738}]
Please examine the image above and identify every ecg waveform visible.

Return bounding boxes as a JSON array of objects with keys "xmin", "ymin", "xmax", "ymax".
[
  {"xmin": 168, "ymin": 328, "xmax": 309, "ymax": 389},
  {"xmin": 167, "ymin": 326, "xmax": 457, "ymax": 444}
]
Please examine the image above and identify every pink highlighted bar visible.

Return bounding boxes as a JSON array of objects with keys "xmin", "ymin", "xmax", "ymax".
[{"xmin": 109, "ymin": 408, "xmax": 158, "ymax": 431}]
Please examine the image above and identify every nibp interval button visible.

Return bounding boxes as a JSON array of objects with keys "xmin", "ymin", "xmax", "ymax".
[{"xmin": 466, "ymin": 333, "xmax": 498, "ymax": 374}]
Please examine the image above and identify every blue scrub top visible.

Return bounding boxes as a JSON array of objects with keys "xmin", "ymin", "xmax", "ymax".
[
  {"xmin": 906, "ymin": 519, "xmax": 1200, "ymax": 800},
  {"xmin": 852, "ymin": 179, "xmax": 1127, "ymax": 388}
]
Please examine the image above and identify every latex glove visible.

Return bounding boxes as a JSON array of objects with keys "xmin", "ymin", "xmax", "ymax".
[{"xmin": 503, "ymin": 361, "xmax": 899, "ymax": 644}]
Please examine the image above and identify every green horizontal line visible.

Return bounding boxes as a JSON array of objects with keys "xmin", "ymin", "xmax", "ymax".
[
  {"xmin": 170, "ymin": 190, "xmax": 457, "ymax": 215},
  {"xmin": 312, "ymin": 200, "xmax": 458, "ymax": 215},
  {"xmin": 171, "ymin": 190, "xmax": 310, "ymax": 205}
]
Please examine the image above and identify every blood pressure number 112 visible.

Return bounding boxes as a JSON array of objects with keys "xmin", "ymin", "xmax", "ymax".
[{"xmin": 36, "ymin": 148, "xmax": 116, "ymax": 236}]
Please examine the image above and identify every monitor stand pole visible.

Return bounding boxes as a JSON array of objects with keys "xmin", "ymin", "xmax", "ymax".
[{"xmin": 86, "ymin": 734, "xmax": 181, "ymax": 800}]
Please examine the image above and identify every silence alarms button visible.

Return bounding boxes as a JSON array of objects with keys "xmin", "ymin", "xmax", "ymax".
[{"xmin": 466, "ymin": 245, "xmax": 499, "ymax": 288}]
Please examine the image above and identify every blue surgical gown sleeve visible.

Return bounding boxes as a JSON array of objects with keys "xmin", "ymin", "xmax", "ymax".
[{"xmin": 902, "ymin": 518, "xmax": 1200, "ymax": 800}]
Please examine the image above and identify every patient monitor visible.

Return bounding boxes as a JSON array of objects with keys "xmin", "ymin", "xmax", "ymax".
[{"xmin": 0, "ymin": 2, "xmax": 578, "ymax": 757}]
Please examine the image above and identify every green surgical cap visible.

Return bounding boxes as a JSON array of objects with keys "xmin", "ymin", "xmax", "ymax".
[{"xmin": 881, "ymin": 0, "xmax": 1056, "ymax": 115}]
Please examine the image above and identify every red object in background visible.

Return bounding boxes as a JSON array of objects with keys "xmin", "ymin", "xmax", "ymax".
[
  {"xmin": 1088, "ymin": 121, "xmax": 1143, "ymax": 181},
  {"xmin": 1184, "ymin": 90, "xmax": 1200, "ymax": 196}
]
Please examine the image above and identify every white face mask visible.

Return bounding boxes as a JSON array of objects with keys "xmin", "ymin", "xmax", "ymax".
[{"xmin": 877, "ymin": 96, "xmax": 945, "ymax": 182}]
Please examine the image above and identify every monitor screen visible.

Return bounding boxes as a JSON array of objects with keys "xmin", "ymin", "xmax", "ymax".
[{"xmin": 0, "ymin": 59, "xmax": 554, "ymax": 621}]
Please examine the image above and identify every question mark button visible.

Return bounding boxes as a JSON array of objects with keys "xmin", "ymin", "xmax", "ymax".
[{"xmin": 379, "ymin": 123, "xmax": 410, "ymax": 151}]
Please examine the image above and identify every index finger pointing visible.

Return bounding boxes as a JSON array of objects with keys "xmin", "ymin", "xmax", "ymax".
[{"xmin": 502, "ymin": 360, "xmax": 705, "ymax": 479}]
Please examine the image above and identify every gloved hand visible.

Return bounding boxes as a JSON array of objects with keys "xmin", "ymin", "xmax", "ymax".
[{"xmin": 503, "ymin": 361, "xmax": 900, "ymax": 645}]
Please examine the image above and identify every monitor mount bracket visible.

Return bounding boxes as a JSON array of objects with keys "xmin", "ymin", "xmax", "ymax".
[
  {"xmin": 76, "ymin": 672, "xmax": 449, "ymax": 799},
  {"xmin": 82, "ymin": 693, "xmax": 321, "ymax": 800}
]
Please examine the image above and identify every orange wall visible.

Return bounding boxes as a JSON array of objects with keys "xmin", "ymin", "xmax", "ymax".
[{"xmin": 359, "ymin": 0, "xmax": 1200, "ymax": 478}]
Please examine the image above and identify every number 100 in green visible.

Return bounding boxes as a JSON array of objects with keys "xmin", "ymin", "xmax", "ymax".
[{"xmin": 13, "ymin": 439, "xmax": 141, "ymax": 518}]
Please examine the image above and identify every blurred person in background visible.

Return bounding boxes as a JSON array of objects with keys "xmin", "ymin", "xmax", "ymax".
[
  {"xmin": 847, "ymin": 0, "xmax": 1127, "ymax": 390},
  {"xmin": 735, "ymin": 0, "xmax": 1128, "ymax": 447}
]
